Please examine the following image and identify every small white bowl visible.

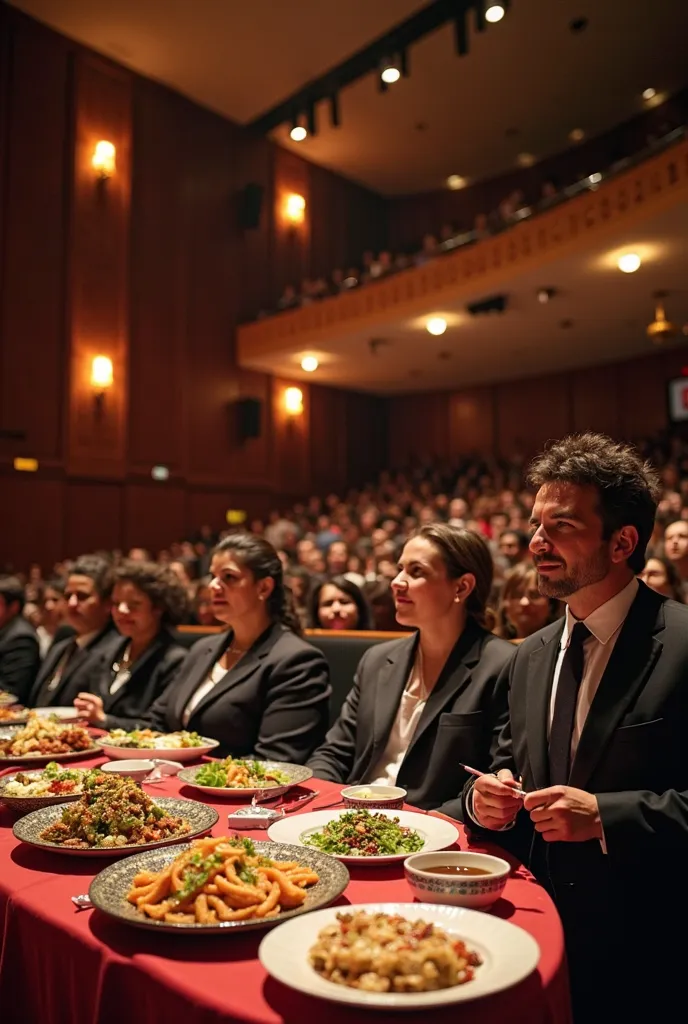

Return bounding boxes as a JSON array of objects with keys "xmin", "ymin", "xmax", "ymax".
[
  {"xmin": 341, "ymin": 784, "xmax": 407, "ymax": 810},
  {"xmin": 99, "ymin": 759, "xmax": 156, "ymax": 783},
  {"xmin": 404, "ymin": 851, "xmax": 511, "ymax": 909}
]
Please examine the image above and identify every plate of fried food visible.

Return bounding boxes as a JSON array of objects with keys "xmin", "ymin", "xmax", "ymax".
[
  {"xmin": 13, "ymin": 770, "xmax": 218, "ymax": 855},
  {"xmin": 177, "ymin": 757, "xmax": 313, "ymax": 798},
  {"xmin": 259, "ymin": 903, "xmax": 540, "ymax": 1009},
  {"xmin": 0, "ymin": 711, "xmax": 100, "ymax": 764},
  {"xmin": 0, "ymin": 704, "xmax": 29, "ymax": 725},
  {"xmin": 88, "ymin": 835, "xmax": 350, "ymax": 933},
  {"xmin": 268, "ymin": 808, "xmax": 459, "ymax": 865},
  {"xmin": 0, "ymin": 761, "xmax": 89, "ymax": 814},
  {"xmin": 99, "ymin": 728, "xmax": 219, "ymax": 762}
]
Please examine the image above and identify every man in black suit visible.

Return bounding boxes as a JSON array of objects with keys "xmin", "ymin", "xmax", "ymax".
[
  {"xmin": 29, "ymin": 555, "xmax": 119, "ymax": 707},
  {"xmin": 0, "ymin": 576, "xmax": 40, "ymax": 703},
  {"xmin": 465, "ymin": 433, "xmax": 688, "ymax": 1022}
]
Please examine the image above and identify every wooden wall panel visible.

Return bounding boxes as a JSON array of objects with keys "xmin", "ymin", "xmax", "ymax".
[
  {"xmin": 123, "ymin": 484, "xmax": 187, "ymax": 555},
  {"xmin": 571, "ymin": 364, "xmax": 621, "ymax": 437},
  {"xmin": 618, "ymin": 354, "xmax": 667, "ymax": 440},
  {"xmin": 388, "ymin": 393, "xmax": 451, "ymax": 467},
  {"xmin": 308, "ymin": 163, "xmax": 386, "ymax": 281},
  {"xmin": 64, "ymin": 482, "xmax": 123, "ymax": 557},
  {"xmin": 495, "ymin": 374, "xmax": 573, "ymax": 459},
  {"xmin": 346, "ymin": 391, "xmax": 388, "ymax": 487},
  {"xmin": 127, "ymin": 81, "xmax": 187, "ymax": 472},
  {"xmin": 449, "ymin": 388, "xmax": 495, "ymax": 457},
  {"xmin": 227, "ymin": 370, "xmax": 273, "ymax": 484},
  {"xmin": 0, "ymin": 477, "xmax": 64, "ymax": 574},
  {"xmin": 0, "ymin": 18, "xmax": 68, "ymax": 462},
  {"xmin": 66, "ymin": 54, "xmax": 132, "ymax": 478},
  {"xmin": 271, "ymin": 378, "xmax": 311, "ymax": 497},
  {"xmin": 309, "ymin": 384, "xmax": 347, "ymax": 495},
  {"xmin": 272, "ymin": 147, "xmax": 310, "ymax": 299}
]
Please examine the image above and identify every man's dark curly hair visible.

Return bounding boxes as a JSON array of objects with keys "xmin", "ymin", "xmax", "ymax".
[
  {"xmin": 528, "ymin": 433, "xmax": 661, "ymax": 573},
  {"xmin": 114, "ymin": 561, "xmax": 189, "ymax": 626}
]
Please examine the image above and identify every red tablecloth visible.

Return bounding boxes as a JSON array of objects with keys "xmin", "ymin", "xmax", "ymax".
[{"xmin": 0, "ymin": 755, "xmax": 571, "ymax": 1024}]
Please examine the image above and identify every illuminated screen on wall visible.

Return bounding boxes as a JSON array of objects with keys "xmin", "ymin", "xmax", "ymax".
[{"xmin": 667, "ymin": 377, "xmax": 688, "ymax": 423}]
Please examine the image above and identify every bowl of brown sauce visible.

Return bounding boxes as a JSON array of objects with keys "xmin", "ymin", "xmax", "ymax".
[{"xmin": 403, "ymin": 851, "xmax": 511, "ymax": 908}]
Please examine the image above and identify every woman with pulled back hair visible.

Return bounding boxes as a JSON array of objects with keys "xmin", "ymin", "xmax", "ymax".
[
  {"xmin": 308, "ymin": 525, "xmax": 515, "ymax": 818},
  {"xmin": 140, "ymin": 534, "xmax": 331, "ymax": 762}
]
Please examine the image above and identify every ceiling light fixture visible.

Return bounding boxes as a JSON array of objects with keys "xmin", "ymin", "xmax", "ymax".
[
  {"xmin": 642, "ymin": 87, "xmax": 656, "ymax": 101},
  {"xmin": 647, "ymin": 291, "xmax": 677, "ymax": 343},
  {"xmin": 290, "ymin": 125, "xmax": 307, "ymax": 142},
  {"xmin": 447, "ymin": 174, "xmax": 467, "ymax": 190},
  {"xmin": 537, "ymin": 288, "xmax": 557, "ymax": 304},
  {"xmin": 300, "ymin": 356, "xmax": 319, "ymax": 372},
  {"xmin": 618, "ymin": 252, "xmax": 641, "ymax": 274},
  {"xmin": 485, "ymin": 5, "xmax": 505, "ymax": 23},
  {"xmin": 381, "ymin": 63, "xmax": 401, "ymax": 84},
  {"xmin": 426, "ymin": 317, "xmax": 447, "ymax": 336},
  {"xmin": 569, "ymin": 128, "xmax": 585, "ymax": 142}
]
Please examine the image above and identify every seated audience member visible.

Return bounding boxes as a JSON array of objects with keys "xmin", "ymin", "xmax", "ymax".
[
  {"xmin": 310, "ymin": 576, "xmax": 371, "ymax": 631},
  {"xmin": 326, "ymin": 540, "xmax": 350, "ymax": 576},
  {"xmin": 0, "ymin": 576, "xmax": 41, "ymax": 703},
  {"xmin": 284, "ymin": 566, "xmax": 312, "ymax": 631},
  {"xmin": 137, "ymin": 534, "xmax": 331, "ymax": 761},
  {"xmin": 362, "ymin": 579, "xmax": 405, "ymax": 632},
  {"xmin": 35, "ymin": 579, "xmax": 70, "ymax": 657},
  {"xmin": 495, "ymin": 561, "xmax": 562, "ymax": 639},
  {"xmin": 29, "ymin": 556, "xmax": 120, "ymax": 708},
  {"xmin": 308, "ymin": 525, "xmax": 514, "ymax": 818},
  {"xmin": 277, "ymin": 285, "xmax": 298, "ymax": 311},
  {"xmin": 639, "ymin": 555, "xmax": 686, "ymax": 602},
  {"xmin": 498, "ymin": 529, "xmax": 530, "ymax": 567},
  {"xmin": 663, "ymin": 518, "xmax": 688, "ymax": 596},
  {"xmin": 73, "ymin": 562, "xmax": 189, "ymax": 729},
  {"xmin": 464, "ymin": 433, "xmax": 688, "ymax": 1023},
  {"xmin": 192, "ymin": 578, "xmax": 223, "ymax": 627}
]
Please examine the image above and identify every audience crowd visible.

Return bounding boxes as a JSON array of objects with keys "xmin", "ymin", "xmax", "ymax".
[{"xmin": 262, "ymin": 118, "xmax": 686, "ymax": 320}]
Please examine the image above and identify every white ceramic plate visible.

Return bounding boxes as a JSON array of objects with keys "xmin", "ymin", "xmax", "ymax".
[
  {"xmin": 266, "ymin": 809, "xmax": 458, "ymax": 865},
  {"xmin": 177, "ymin": 761, "xmax": 313, "ymax": 799},
  {"xmin": 34, "ymin": 707, "xmax": 82, "ymax": 722},
  {"xmin": 98, "ymin": 737, "xmax": 219, "ymax": 763},
  {"xmin": 259, "ymin": 902, "xmax": 540, "ymax": 1010}
]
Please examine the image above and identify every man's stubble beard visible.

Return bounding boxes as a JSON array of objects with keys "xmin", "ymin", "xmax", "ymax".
[{"xmin": 536, "ymin": 545, "xmax": 612, "ymax": 600}]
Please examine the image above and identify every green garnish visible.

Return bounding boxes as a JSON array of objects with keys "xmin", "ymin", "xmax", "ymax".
[
  {"xmin": 304, "ymin": 809, "xmax": 425, "ymax": 857},
  {"xmin": 194, "ymin": 756, "xmax": 290, "ymax": 789}
]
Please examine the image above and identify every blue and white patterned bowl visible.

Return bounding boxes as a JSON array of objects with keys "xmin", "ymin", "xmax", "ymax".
[{"xmin": 404, "ymin": 851, "xmax": 511, "ymax": 909}]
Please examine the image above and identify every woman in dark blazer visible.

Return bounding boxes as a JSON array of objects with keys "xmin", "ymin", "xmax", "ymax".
[
  {"xmin": 74, "ymin": 562, "xmax": 188, "ymax": 729},
  {"xmin": 308, "ymin": 524, "xmax": 515, "ymax": 820},
  {"xmin": 123, "ymin": 534, "xmax": 331, "ymax": 763}
]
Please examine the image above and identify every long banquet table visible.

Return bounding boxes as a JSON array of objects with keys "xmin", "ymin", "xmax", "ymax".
[{"xmin": 0, "ymin": 753, "xmax": 572, "ymax": 1024}]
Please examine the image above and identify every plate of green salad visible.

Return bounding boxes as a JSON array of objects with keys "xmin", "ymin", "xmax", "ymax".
[
  {"xmin": 99, "ymin": 730, "xmax": 219, "ymax": 762},
  {"xmin": 267, "ymin": 808, "xmax": 459, "ymax": 865},
  {"xmin": 177, "ymin": 757, "xmax": 313, "ymax": 798}
]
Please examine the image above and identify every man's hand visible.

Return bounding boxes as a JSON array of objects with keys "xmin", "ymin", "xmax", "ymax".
[
  {"xmin": 74, "ymin": 692, "xmax": 106, "ymax": 726},
  {"xmin": 472, "ymin": 769, "xmax": 524, "ymax": 830},
  {"xmin": 524, "ymin": 786, "xmax": 602, "ymax": 843}
]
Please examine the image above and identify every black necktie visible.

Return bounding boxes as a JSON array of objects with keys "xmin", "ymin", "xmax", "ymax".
[{"xmin": 549, "ymin": 622, "xmax": 590, "ymax": 785}]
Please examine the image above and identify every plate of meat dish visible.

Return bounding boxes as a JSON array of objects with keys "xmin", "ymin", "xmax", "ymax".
[{"xmin": 0, "ymin": 712, "xmax": 99, "ymax": 764}]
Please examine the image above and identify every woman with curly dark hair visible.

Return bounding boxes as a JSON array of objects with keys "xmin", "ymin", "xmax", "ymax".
[
  {"xmin": 73, "ymin": 561, "xmax": 189, "ymax": 729},
  {"xmin": 122, "ymin": 534, "xmax": 331, "ymax": 762}
]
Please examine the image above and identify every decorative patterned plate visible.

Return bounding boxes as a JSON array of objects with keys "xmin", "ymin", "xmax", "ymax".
[
  {"xmin": 0, "ymin": 726, "xmax": 101, "ymax": 766},
  {"xmin": 177, "ymin": 761, "xmax": 313, "ymax": 799},
  {"xmin": 12, "ymin": 797, "xmax": 218, "ymax": 856},
  {"xmin": 89, "ymin": 840, "xmax": 350, "ymax": 933},
  {"xmin": 0, "ymin": 768, "xmax": 88, "ymax": 814}
]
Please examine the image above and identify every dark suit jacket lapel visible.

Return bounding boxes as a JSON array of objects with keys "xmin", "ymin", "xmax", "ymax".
[
  {"xmin": 172, "ymin": 632, "xmax": 231, "ymax": 721},
  {"xmin": 184, "ymin": 624, "xmax": 281, "ymax": 721},
  {"xmin": 57, "ymin": 623, "xmax": 114, "ymax": 696},
  {"xmin": 104, "ymin": 633, "xmax": 168, "ymax": 711},
  {"xmin": 370, "ymin": 633, "xmax": 418, "ymax": 755},
  {"xmin": 404, "ymin": 620, "xmax": 486, "ymax": 759},
  {"xmin": 569, "ymin": 585, "xmax": 664, "ymax": 789},
  {"xmin": 526, "ymin": 622, "xmax": 565, "ymax": 790}
]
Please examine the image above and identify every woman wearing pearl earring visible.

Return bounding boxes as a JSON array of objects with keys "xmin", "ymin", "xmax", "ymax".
[
  {"xmin": 309, "ymin": 525, "xmax": 514, "ymax": 819},
  {"xmin": 125, "ymin": 534, "xmax": 331, "ymax": 761}
]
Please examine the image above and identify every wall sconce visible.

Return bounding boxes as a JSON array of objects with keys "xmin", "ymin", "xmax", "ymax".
[
  {"xmin": 92, "ymin": 140, "xmax": 116, "ymax": 179},
  {"xmin": 284, "ymin": 387, "xmax": 304, "ymax": 416},
  {"xmin": 284, "ymin": 193, "xmax": 306, "ymax": 225},
  {"xmin": 90, "ymin": 355, "xmax": 113, "ymax": 415}
]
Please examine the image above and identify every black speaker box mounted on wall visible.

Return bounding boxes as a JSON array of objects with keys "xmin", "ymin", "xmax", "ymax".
[
  {"xmin": 236, "ymin": 397, "xmax": 262, "ymax": 441},
  {"xmin": 238, "ymin": 183, "xmax": 265, "ymax": 230}
]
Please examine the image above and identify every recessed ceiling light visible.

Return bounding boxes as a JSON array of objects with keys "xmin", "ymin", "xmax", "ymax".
[
  {"xmin": 485, "ymin": 5, "xmax": 505, "ymax": 23},
  {"xmin": 447, "ymin": 174, "xmax": 467, "ymax": 190},
  {"xmin": 517, "ymin": 153, "xmax": 535, "ymax": 167},
  {"xmin": 290, "ymin": 125, "xmax": 307, "ymax": 142},
  {"xmin": 426, "ymin": 317, "xmax": 447, "ymax": 336},
  {"xmin": 617, "ymin": 252, "xmax": 641, "ymax": 274},
  {"xmin": 569, "ymin": 128, "xmax": 585, "ymax": 142},
  {"xmin": 642, "ymin": 87, "xmax": 656, "ymax": 101},
  {"xmin": 300, "ymin": 356, "xmax": 319, "ymax": 372},
  {"xmin": 381, "ymin": 64, "xmax": 401, "ymax": 84}
]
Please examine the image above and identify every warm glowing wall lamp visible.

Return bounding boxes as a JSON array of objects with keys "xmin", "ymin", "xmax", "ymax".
[
  {"xmin": 285, "ymin": 193, "xmax": 306, "ymax": 224},
  {"xmin": 92, "ymin": 140, "xmax": 116, "ymax": 179},
  {"xmin": 284, "ymin": 387, "xmax": 304, "ymax": 415},
  {"xmin": 91, "ymin": 355, "xmax": 114, "ymax": 390}
]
